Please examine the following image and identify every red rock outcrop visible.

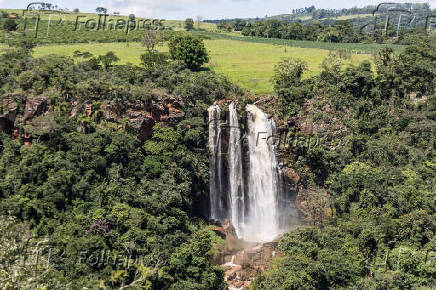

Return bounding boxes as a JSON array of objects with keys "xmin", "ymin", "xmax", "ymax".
[
  {"xmin": 220, "ymin": 239, "xmax": 282, "ymax": 290},
  {"xmin": 21, "ymin": 96, "xmax": 48, "ymax": 123},
  {"xmin": 0, "ymin": 96, "xmax": 18, "ymax": 134},
  {"xmin": 284, "ymin": 167, "xmax": 300, "ymax": 184},
  {"xmin": 124, "ymin": 96, "xmax": 184, "ymax": 142},
  {"xmin": 211, "ymin": 220, "xmax": 283, "ymax": 290},
  {"xmin": 101, "ymin": 101, "xmax": 120, "ymax": 122},
  {"xmin": 0, "ymin": 93, "xmax": 185, "ymax": 144}
]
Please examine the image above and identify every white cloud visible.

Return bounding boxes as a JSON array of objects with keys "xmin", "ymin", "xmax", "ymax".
[{"xmin": 101, "ymin": 0, "xmax": 215, "ymax": 18}]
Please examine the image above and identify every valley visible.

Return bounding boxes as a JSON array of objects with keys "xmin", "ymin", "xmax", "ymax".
[{"xmin": 0, "ymin": 2, "xmax": 435, "ymax": 289}]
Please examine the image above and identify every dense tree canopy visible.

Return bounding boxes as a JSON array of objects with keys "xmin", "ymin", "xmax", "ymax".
[
  {"xmin": 0, "ymin": 13, "xmax": 434, "ymax": 289},
  {"xmin": 252, "ymin": 43, "xmax": 435, "ymax": 289},
  {"xmin": 0, "ymin": 39, "xmax": 240, "ymax": 289}
]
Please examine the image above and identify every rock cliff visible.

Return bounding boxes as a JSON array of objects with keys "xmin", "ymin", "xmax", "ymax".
[{"xmin": 0, "ymin": 93, "xmax": 185, "ymax": 143}]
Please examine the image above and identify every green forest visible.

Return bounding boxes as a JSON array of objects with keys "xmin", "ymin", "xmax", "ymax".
[
  {"xmin": 0, "ymin": 35, "xmax": 240, "ymax": 288},
  {"xmin": 0, "ymin": 2, "xmax": 435, "ymax": 290},
  {"xmin": 252, "ymin": 43, "xmax": 436, "ymax": 289}
]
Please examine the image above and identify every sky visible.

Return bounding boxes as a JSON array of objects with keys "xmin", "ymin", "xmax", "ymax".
[{"xmin": 1, "ymin": 0, "xmax": 435, "ymax": 20}]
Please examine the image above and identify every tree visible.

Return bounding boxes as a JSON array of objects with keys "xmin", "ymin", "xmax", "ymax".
[
  {"xmin": 141, "ymin": 30, "xmax": 164, "ymax": 52},
  {"xmin": 98, "ymin": 51, "xmax": 119, "ymax": 70},
  {"xmin": 73, "ymin": 50, "xmax": 93, "ymax": 59},
  {"xmin": 273, "ymin": 58, "xmax": 308, "ymax": 103},
  {"xmin": 233, "ymin": 19, "xmax": 247, "ymax": 31},
  {"xmin": 168, "ymin": 228, "xmax": 227, "ymax": 289},
  {"xmin": 129, "ymin": 14, "xmax": 135, "ymax": 21},
  {"xmin": 298, "ymin": 189, "xmax": 332, "ymax": 226},
  {"xmin": 96, "ymin": 7, "xmax": 108, "ymax": 14},
  {"xmin": 196, "ymin": 15, "xmax": 203, "ymax": 29},
  {"xmin": 0, "ymin": 41, "xmax": 241, "ymax": 289},
  {"xmin": 217, "ymin": 21, "xmax": 232, "ymax": 32},
  {"xmin": 73, "ymin": 8, "xmax": 80, "ymax": 13},
  {"xmin": 0, "ymin": 215, "xmax": 57, "ymax": 288},
  {"xmin": 184, "ymin": 18, "xmax": 194, "ymax": 31},
  {"xmin": 168, "ymin": 34, "xmax": 209, "ymax": 70}
]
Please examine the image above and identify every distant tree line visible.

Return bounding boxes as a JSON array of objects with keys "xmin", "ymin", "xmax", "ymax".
[
  {"xmin": 205, "ymin": 2, "xmax": 432, "ymax": 23},
  {"xmin": 240, "ymin": 20, "xmax": 357, "ymax": 43}
]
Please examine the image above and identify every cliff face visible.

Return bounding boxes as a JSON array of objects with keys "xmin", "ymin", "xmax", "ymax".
[
  {"xmin": 211, "ymin": 219, "xmax": 283, "ymax": 290},
  {"xmin": 0, "ymin": 94, "xmax": 20, "ymax": 135},
  {"xmin": 0, "ymin": 94, "xmax": 185, "ymax": 143}
]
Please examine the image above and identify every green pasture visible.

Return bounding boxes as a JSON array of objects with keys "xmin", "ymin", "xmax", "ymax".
[
  {"xmin": 164, "ymin": 20, "xmax": 216, "ymax": 31},
  {"xmin": 193, "ymin": 31, "xmax": 407, "ymax": 54},
  {"xmin": 29, "ymin": 39, "xmax": 372, "ymax": 94},
  {"xmin": 33, "ymin": 42, "xmax": 149, "ymax": 64},
  {"xmin": 331, "ymin": 14, "xmax": 373, "ymax": 20},
  {"xmin": 205, "ymin": 39, "xmax": 372, "ymax": 94}
]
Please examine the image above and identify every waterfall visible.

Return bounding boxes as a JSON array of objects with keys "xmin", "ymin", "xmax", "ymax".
[
  {"xmin": 244, "ymin": 104, "xmax": 280, "ymax": 242},
  {"xmin": 208, "ymin": 103, "xmax": 290, "ymax": 242},
  {"xmin": 228, "ymin": 103, "xmax": 245, "ymax": 237},
  {"xmin": 208, "ymin": 104, "xmax": 224, "ymax": 220}
]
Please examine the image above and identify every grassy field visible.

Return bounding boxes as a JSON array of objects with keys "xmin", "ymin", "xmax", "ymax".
[
  {"xmin": 33, "ymin": 42, "xmax": 149, "ymax": 64},
  {"xmin": 331, "ymin": 14, "xmax": 373, "ymax": 20},
  {"xmin": 29, "ymin": 39, "xmax": 372, "ymax": 94},
  {"xmin": 194, "ymin": 31, "xmax": 406, "ymax": 54},
  {"xmin": 204, "ymin": 40, "xmax": 372, "ymax": 94},
  {"xmin": 164, "ymin": 20, "xmax": 216, "ymax": 31}
]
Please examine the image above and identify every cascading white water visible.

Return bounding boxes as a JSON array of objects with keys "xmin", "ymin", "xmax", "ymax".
[
  {"xmin": 208, "ymin": 104, "xmax": 224, "ymax": 220},
  {"xmin": 244, "ymin": 104, "xmax": 280, "ymax": 242},
  {"xmin": 208, "ymin": 103, "xmax": 287, "ymax": 242},
  {"xmin": 228, "ymin": 103, "xmax": 245, "ymax": 237}
]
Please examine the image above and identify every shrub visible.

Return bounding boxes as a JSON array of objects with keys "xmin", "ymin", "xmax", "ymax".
[
  {"xmin": 4, "ymin": 18, "xmax": 18, "ymax": 31},
  {"xmin": 140, "ymin": 51, "xmax": 169, "ymax": 72}
]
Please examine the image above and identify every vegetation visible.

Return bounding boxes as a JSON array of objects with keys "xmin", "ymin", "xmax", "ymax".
[
  {"xmin": 168, "ymin": 34, "xmax": 209, "ymax": 70},
  {"xmin": 238, "ymin": 18, "xmax": 432, "ymax": 45},
  {"xmin": 0, "ymin": 4, "xmax": 435, "ymax": 289},
  {"xmin": 252, "ymin": 42, "xmax": 436, "ymax": 289},
  {"xmin": 192, "ymin": 31, "xmax": 407, "ymax": 54},
  {"xmin": 95, "ymin": 7, "xmax": 108, "ymax": 14},
  {"xmin": 3, "ymin": 18, "xmax": 18, "ymax": 31},
  {"xmin": 207, "ymin": 3, "xmax": 431, "ymax": 25},
  {"xmin": 185, "ymin": 18, "xmax": 195, "ymax": 31},
  {"xmin": 142, "ymin": 30, "xmax": 165, "ymax": 52},
  {"xmin": 0, "ymin": 37, "xmax": 240, "ymax": 288},
  {"xmin": 26, "ymin": 39, "xmax": 373, "ymax": 94}
]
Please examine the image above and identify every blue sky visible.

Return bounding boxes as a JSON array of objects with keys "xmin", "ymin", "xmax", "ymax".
[{"xmin": 1, "ymin": 0, "xmax": 435, "ymax": 20}]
